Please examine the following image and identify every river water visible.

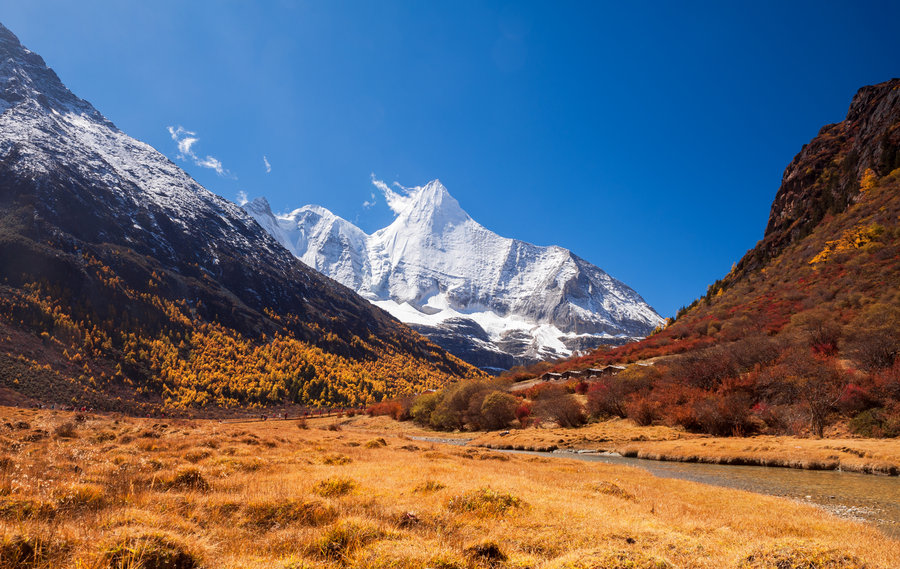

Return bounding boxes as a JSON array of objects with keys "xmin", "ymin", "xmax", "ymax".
[{"xmin": 505, "ymin": 449, "xmax": 900, "ymax": 538}]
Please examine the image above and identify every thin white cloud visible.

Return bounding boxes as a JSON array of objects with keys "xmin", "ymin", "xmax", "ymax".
[
  {"xmin": 166, "ymin": 125, "xmax": 230, "ymax": 177},
  {"xmin": 179, "ymin": 137, "xmax": 198, "ymax": 156},
  {"xmin": 197, "ymin": 155, "xmax": 225, "ymax": 176},
  {"xmin": 167, "ymin": 126, "xmax": 198, "ymax": 158},
  {"xmin": 371, "ymin": 176, "xmax": 390, "ymax": 194},
  {"xmin": 371, "ymin": 174, "xmax": 411, "ymax": 215},
  {"xmin": 236, "ymin": 190, "xmax": 249, "ymax": 206},
  {"xmin": 361, "ymin": 192, "xmax": 376, "ymax": 209},
  {"xmin": 263, "ymin": 155, "xmax": 272, "ymax": 173}
]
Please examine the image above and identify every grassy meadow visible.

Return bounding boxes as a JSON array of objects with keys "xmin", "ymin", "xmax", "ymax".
[{"xmin": 0, "ymin": 407, "xmax": 897, "ymax": 568}]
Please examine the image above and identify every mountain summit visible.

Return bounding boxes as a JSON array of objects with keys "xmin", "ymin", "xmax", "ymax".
[
  {"xmin": 0, "ymin": 24, "xmax": 97, "ymax": 118},
  {"xmin": 381, "ymin": 179, "xmax": 471, "ymax": 230},
  {"xmin": 244, "ymin": 180, "xmax": 665, "ymax": 369}
]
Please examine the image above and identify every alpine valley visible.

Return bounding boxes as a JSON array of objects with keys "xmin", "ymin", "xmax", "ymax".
[
  {"xmin": 243, "ymin": 180, "xmax": 664, "ymax": 370},
  {"xmin": 1, "ymin": 12, "xmax": 899, "ymax": 569}
]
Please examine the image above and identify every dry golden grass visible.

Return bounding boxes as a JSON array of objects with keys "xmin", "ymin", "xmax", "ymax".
[
  {"xmin": 452, "ymin": 417, "xmax": 900, "ymax": 475},
  {"xmin": 0, "ymin": 406, "xmax": 897, "ymax": 568}
]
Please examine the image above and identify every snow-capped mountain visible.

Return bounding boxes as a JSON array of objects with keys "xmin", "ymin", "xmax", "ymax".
[
  {"xmin": 0, "ymin": 22, "xmax": 291, "ymax": 270},
  {"xmin": 0, "ymin": 21, "xmax": 473, "ymax": 383},
  {"xmin": 244, "ymin": 180, "xmax": 665, "ymax": 369}
]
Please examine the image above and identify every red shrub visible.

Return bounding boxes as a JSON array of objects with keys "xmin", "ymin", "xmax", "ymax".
[
  {"xmin": 754, "ymin": 403, "xmax": 806, "ymax": 435},
  {"xmin": 586, "ymin": 374, "xmax": 653, "ymax": 419},
  {"xmin": 624, "ymin": 394, "xmax": 660, "ymax": 426},
  {"xmin": 366, "ymin": 398, "xmax": 411, "ymax": 421},
  {"xmin": 692, "ymin": 392, "xmax": 756, "ymax": 436},
  {"xmin": 873, "ymin": 360, "xmax": 900, "ymax": 402},
  {"xmin": 515, "ymin": 400, "xmax": 533, "ymax": 426},
  {"xmin": 837, "ymin": 383, "xmax": 877, "ymax": 415},
  {"xmin": 666, "ymin": 402, "xmax": 701, "ymax": 431},
  {"xmin": 534, "ymin": 394, "xmax": 586, "ymax": 428},
  {"xmin": 667, "ymin": 346, "xmax": 737, "ymax": 390},
  {"xmin": 586, "ymin": 381, "xmax": 625, "ymax": 419},
  {"xmin": 524, "ymin": 383, "xmax": 568, "ymax": 401},
  {"xmin": 718, "ymin": 374, "xmax": 759, "ymax": 398},
  {"xmin": 812, "ymin": 341, "xmax": 839, "ymax": 357},
  {"xmin": 649, "ymin": 382, "xmax": 707, "ymax": 431}
]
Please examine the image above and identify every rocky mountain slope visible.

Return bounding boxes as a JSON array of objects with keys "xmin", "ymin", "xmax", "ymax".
[
  {"xmin": 545, "ymin": 78, "xmax": 900, "ymax": 438},
  {"xmin": 736, "ymin": 78, "xmax": 900, "ymax": 278},
  {"xmin": 0, "ymin": 22, "xmax": 478, "ymax": 411},
  {"xmin": 243, "ymin": 180, "xmax": 664, "ymax": 370}
]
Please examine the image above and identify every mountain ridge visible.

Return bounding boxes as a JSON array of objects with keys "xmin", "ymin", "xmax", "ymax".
[
  {"xmin": 243, "ymin": 179, "xmax": 665, "ymax": 369},
  {"xmin": 735, "ymin": 78, "xmax": 900, "ymax": 280}
]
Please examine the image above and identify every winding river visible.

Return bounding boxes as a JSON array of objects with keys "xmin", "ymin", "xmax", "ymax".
[{"xmin": 407, "ymin": 436, "xmax": 899, "ymax": 537}]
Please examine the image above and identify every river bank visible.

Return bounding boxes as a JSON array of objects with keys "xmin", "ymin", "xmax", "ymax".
[
  {"xmin": 464, "ymin": 418, "xmax": 900, "ymax": 475},
  {"xmin": 345, "ymin": 415, "xmax": 900, "ymax": 475},
  {"xmin": 346, "ymin": 416, "xmax": 900, "ymax": 537}
]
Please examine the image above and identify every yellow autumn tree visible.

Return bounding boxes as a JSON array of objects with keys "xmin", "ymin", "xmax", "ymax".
[{"xmin": 860, "ymin": 168, "xmax": 877, "ymax": 192}]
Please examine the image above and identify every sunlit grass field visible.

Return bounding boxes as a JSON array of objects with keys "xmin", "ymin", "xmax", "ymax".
[{"xmin": 0, "ymin": 407, "xmax": 896, "ymax": 568}]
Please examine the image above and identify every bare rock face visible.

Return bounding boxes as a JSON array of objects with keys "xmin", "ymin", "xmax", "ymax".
[
  {"xmin": 408, "ymin": 318, "xmax": 518, "ymax": 373},
  {"xmin": 749, "ymin": 79, "xmax": 900, "ymax": 274}
]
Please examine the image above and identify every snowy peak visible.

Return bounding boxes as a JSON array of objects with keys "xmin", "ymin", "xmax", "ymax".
[
  {"xmin": 286, "ymin": 204, "xmax": 361, "ymax": 232},
  {"xmin": 0, "ymin": 20, "xmax": 295, "ymax": 276},
  {"xmin": 244, "ymin": 179, "xmax": 664, "ymax": 369},
  {"xmin": 381, "ymin": 179, "xmax": 472, "ymax": 232},
  {"xmin": 0, "ymin": 23, "xmax": 98, "ymax": 118},
  {"xmin": 243, "ymin": 196, "xmax": 274, "ymax": 216},
  {"xmin": 243, "ymin": 202, "xmax": 370, "ymax": 291}
]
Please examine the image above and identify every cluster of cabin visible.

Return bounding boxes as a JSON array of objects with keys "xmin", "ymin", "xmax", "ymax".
[{"xmin": 539, "ymin": 365, "xmax": 626, "ymax": 382}]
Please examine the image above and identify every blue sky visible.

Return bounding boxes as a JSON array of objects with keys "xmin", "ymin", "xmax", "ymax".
[{"xmin": 3, "ymin": 1, "xmax": 899, "ymax": 317}]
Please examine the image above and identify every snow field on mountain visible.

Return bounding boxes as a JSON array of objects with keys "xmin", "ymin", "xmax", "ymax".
[{"xmin": 244, "ymin": 180, "xmax": 664, "ymax": 363}]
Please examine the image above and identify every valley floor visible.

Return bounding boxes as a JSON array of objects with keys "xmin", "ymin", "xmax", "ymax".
[{"xmin": 1, "ymin": 407, "xmax": 898, "ymax": 568}]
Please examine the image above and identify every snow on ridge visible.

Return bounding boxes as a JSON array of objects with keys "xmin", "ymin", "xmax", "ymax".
[
  {"xmin": 243, "ymin": 178, "xmax": 665, "ymax": 363},
  {"xmin": 0, "ymin": 23, "xmax": 297, "ymax": 274}
]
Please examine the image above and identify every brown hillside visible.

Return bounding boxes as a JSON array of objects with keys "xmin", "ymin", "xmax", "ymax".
[
  {"xmin": 742, "ymin": 77, "xmax": 900, "ymax": 276},
  {"xmin": 545, "ymin": 79, "xmax": 900, "ymax": 438}
]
